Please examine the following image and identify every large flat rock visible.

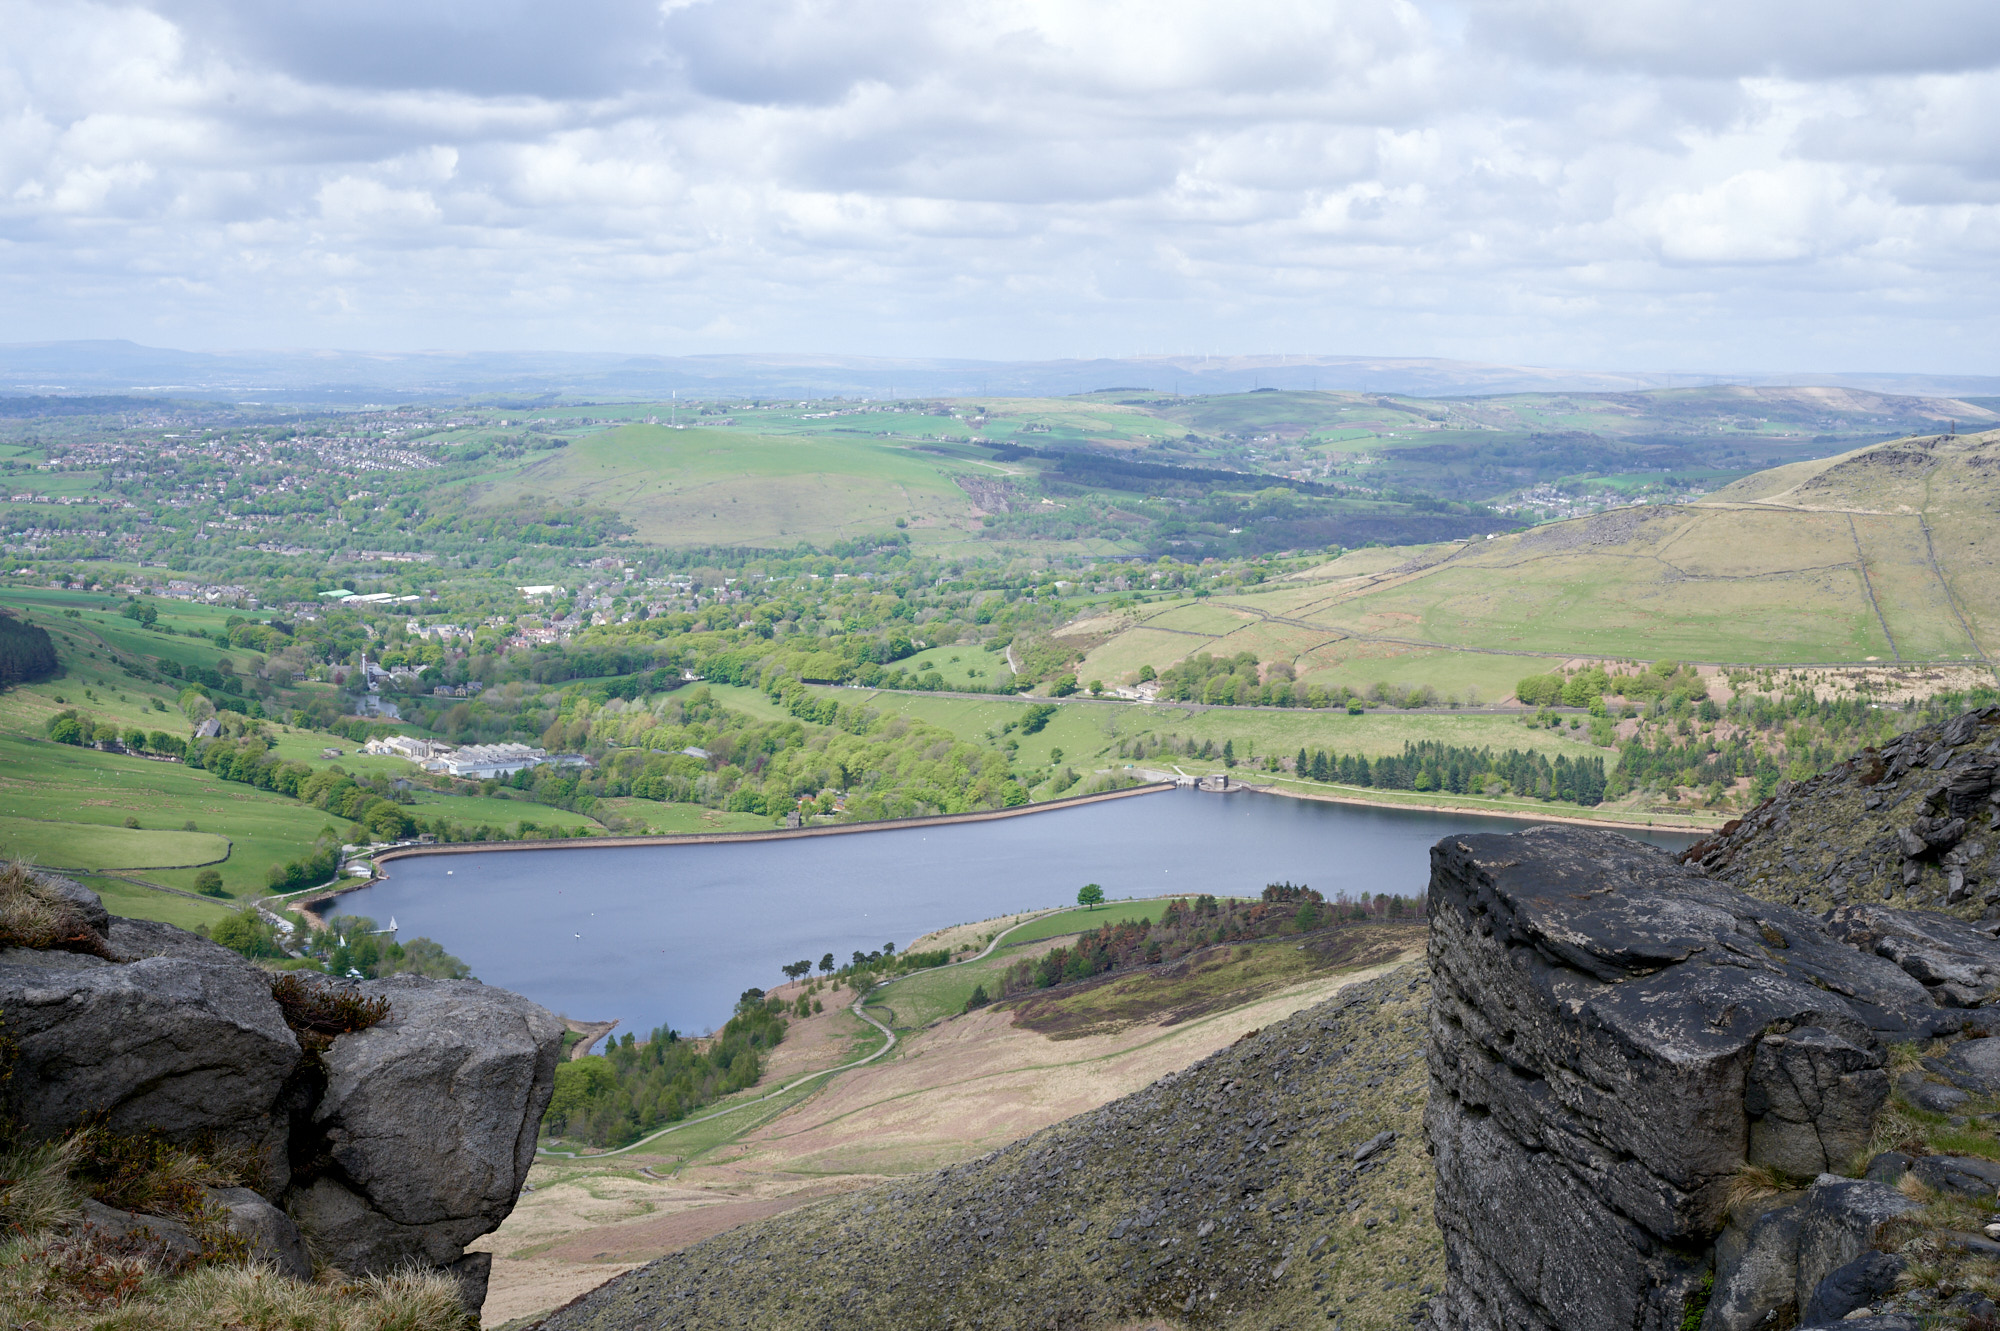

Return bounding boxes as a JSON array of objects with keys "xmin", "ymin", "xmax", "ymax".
[{"xmin": 0, "ymin": 951, "xmax": 299, "ymax": 1175}]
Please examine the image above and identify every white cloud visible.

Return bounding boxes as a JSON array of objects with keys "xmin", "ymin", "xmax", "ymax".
[{"xmin": 0, "ymin": 0, "xmax": 1996, "ymax": 370}]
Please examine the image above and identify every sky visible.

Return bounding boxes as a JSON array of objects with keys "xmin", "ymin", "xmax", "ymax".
[{"xmin": 3, "ymin": 0, "xmax": 1999, "ymax": 372}]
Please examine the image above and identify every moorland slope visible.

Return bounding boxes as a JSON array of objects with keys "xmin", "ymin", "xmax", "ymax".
[
  {"xmin": 536, "ymin": 965, "xmax": 1439, "ymax": 1331},
  {"xmin": 1070, "ymin": 427, "xmax": 1999, "ymax": 695}
]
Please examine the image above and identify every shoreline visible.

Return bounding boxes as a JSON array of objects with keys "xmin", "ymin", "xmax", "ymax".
[
  {"xmin": 298, "ymin": 775, "xmax": 1712, "ymax": 921},
  {"xmin": 1230, "ymin": 776, "xmax": 1720, "ymax": 835},
  {"xmin": 346, "ymin": 780, "xmax": 1175, "ymax": 880}
]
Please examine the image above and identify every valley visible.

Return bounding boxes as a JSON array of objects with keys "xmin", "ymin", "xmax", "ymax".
[{"xmin": 0, "ymin": 388, "xmax": 1993, "ymax": 1329}]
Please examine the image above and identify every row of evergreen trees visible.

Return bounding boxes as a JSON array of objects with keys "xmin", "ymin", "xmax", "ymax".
[
  {"xmin": 1294, "ymin": 740, "xmax": 1609, "ymax": 807},
  {"xmin": 0, "ymin": 614, "xmax": 57, "ymax": 686}
]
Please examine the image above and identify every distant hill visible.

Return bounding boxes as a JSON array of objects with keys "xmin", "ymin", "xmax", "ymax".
[
  {"xmin": 6, "ymin": 339, "xmax": 2000, "ymax": 402},
  {"xmin": 1063, "ymin": 428, "xmax": 1999, "ymax": 693}
]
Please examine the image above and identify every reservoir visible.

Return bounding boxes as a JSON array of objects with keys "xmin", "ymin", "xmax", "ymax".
[{"xmin": 330, "ymin": 790, "xmax": 1699, "ymax": 1036}]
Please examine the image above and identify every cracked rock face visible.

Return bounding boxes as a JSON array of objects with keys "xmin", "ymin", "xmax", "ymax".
[
  {"xmin": 1425, "ymin": 825, "xmax": 1918, "ymax": 1331},
  {"xmin": 285, "ymin": 974, "xmax": 563, "ymax": 1275},
  {"xmin": 0, "ymin": 941, "xmax": 301, "ymax": 1183},
  {"xmin": 1822, "ymin": 903, "xmax": 2000, "ymax": 1007}
]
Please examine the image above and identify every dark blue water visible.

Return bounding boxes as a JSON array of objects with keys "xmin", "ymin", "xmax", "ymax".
[{"xmin": 331, "ymin": 790, "xmax": 1697, "ymax": 1036}]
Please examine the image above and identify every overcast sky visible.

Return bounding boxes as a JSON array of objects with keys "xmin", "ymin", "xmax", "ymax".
[{"xmin": 4, "ymin": 0, "xmax": 1998, "ymax": 372}]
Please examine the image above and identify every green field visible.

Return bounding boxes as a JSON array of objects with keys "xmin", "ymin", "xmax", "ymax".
[
  {"xmin": 835, "ymin": 689, "xmax": 1603, "ymax": 769},
  {"xmin": 892, "ymin": 642, "xmax": 1014, "ymax": 691},
  {"xmin": 0, "ymin": 735, "xmax": 334, "ymax": 902},
  {"xmin": 0, "ymin": 816, "xmax": 228, "ymax": 870},
  {"xmin": 866, "ymin": 955, "xmax": 1019, "ymax": 1029},
  {"xmin": 999, "ymin": 896, "xmax": 1195, "ymax": 945},
  {"xmin": 399, "ymin": 790, "xmax": 600, "ymax": 833},
  {"xmin": 1041, "ymin": 434, "xmax": 2000, "ymax": 680},
  {"xmin": 469, "ymin": 424, "xmax": 986, "ymax": 548},
  {"xmin": 591, "ymin": 799, "xmax": 773, "ymax": 835},
  {"xmin": 81, "ymin": 875, "xmax": 241, "ymax": 932}
]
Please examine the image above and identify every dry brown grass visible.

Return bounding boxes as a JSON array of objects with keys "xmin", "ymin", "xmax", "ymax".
[
  {"xmin": 0, "ymin": 1249, "xmax": 474, "ymax": 1331},
  {"xmin": 0, "ymin": 1125, "xmax": 469, "ymax": 1331},
  {"xmin": 1723, "ymin": 1164, "xmax": 1800, "ymax": 1214},
  {"xmin": 0, "ymin": 862, "xmax": 113, "ymax": 960},
  {"xmin": 268, "ymin": 974, "xmax": 392, "ymax": 1063},
  {"xmin": 1877, "ymin": 1176, "xmax": 2000, "ymax": 1312},
  {"xmin": 0, "ymin": 1136, "xmax": 88, "ymax": 1235}
]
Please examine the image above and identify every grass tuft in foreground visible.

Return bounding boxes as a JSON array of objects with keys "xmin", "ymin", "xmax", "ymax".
[
  {"xmin": 0, "ymin": 861, "xmax": 115, "ymax": 960},
  {"xmin": 268, "ymin": 973, "xmax": 394, "ymax": 1062},
  {"xmin": 0, "ymin": 1124, "xmax": 470, "ymax": 1331}
]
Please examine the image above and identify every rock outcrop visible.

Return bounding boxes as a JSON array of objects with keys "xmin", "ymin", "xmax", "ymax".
[
  {"xmin": 1427, "ymin": 813, "xmax": 2000, "ymax": 1331},
  {"xmin": 0, "ymin": 942, "xmax": 304, "ymax": 1184},
  {"xmin": 1686, "ymin": 704, "xmax": 2000, "ymax": 919},
  {"xmin": 288, "ymin": 973, "xmax": 563, "ymax": 1297},
  {"xmin": 1423, "ymin": 824, "xmax": 1947, "ymax": 1331},
  {"xmin": 0, "ymin": 876, "xmax": 561, "ymax": 1313}
]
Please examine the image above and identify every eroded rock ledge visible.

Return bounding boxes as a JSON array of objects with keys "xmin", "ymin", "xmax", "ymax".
[{"xmin": 1425, "ymin": 822, "xmax": 2000, "ymax": 1331}]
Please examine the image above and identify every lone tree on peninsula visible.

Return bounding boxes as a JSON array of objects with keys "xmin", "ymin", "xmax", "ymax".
[{"xmin": 1077, "ymin": 883, "xmax": 1105, "ymax": 909}]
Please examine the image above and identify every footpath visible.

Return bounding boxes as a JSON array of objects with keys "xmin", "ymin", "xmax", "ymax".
[{"xmin": 532, "ymin": 904, "xmax": 1071, "ymax": 1161}]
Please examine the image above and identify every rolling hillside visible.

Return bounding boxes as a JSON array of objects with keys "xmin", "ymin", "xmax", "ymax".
[
  {"xmin": 1068, "ymin": 428, "xmax": 1999, "ymax": 696},
  {"xmin": 445, "ymin": 388, "xmax": 2000, "ymax": 558},
  {"xmin": 469, "ymin": 424, "xmax": 990, "ymax": 548}
]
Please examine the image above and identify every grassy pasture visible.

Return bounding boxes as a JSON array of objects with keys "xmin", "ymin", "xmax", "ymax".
[
  {"xmin": 837, "ymin": 688, "xmax": 1605, "ymax": 770},
  {"xmin": 1000, "ymin": 897, "xmax": 1185, "ymax": 945},
  {"xmin": 1100, "ymin": 703, "xmax": 1600, "ymax": 762},
  {"xmin": 1066, "ymin": 435, "xmax": 1996, "ymax": 672},
  {"xmin": 471, "ymin": 424, "xmax": 980, "ymax": 547},
  {"xmin": 1852, "ymin": 514, "xmax": 1973, "ymax": 660},
  {"xmin": 0, "ymin": 735, "xmax": 334, "ymax": 899},
  {"xmin": 1291, "ymin": 641, "xmax": 1556, "ymax": 701},
  {"xmin": 81, "ymin": 874, "xmax": 240, "ymax": 931},
  {"xmin": 892, "ymin": 642, "xmax": 1013, "ymax": 691},
  {"xmin": 1073, "ymin": 625, "xmax": 1212, "ymax": 684},
  {"xmin": 683, "ymin": 683, "xmax": 795, "ymax": 722},
  {"xmin": 0, "ymin": 816, "xmax": 228, "ymax": 870},
  {"xmin": 589, "ymin": 799, "xmax": 770, "ymax": 835},
  {"xmin": 835, "ymin": 690, "xmax": 1116, "ymax": 768},
  {"xmin": 866, "ymin": 951, "xmax": 1025, "ymax": 1030},
  {"xmin": 400, "ymin": 790, "xmax": 601, "ymax": 832}
]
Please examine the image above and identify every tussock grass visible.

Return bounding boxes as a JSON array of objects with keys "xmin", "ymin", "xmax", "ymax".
[
  {"xmin": 0, "ymin": 1246, "xmax": 473, "ymax": 1331},
  {"xmin": 1723, "ymin": 1164, "xmax": 1809, "ymax": 1214},
  {"xmin": 0, "ymin": 862, "xmax": 113, "ymax": 959},
  {"xmin": 0, "ymin": 1136, "xmax": 88, "ymax": 1234},
  {"xmin": 1864, "ymin": 1077, "xmax": 2000, "ymax": 1168},
  {"xmin": 268, "ymin": 973, "xmax": 393, "ymax": 1061},
  {"xmin": 1876, "ymin": 1178, "xmax": 2000, "ymax": 1315},
  {"xmin": 0, "ymin": 1123, "xmax": 470, "ymax": 1331}
]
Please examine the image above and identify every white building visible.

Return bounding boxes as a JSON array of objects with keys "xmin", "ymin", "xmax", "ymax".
[
  {"xmin": 363, "ymin": 735, "xmax": 448, "ymax": 761},
  {"xmin": 430, "ymin": 743, "xmax": 548, "ymax": 779}
]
